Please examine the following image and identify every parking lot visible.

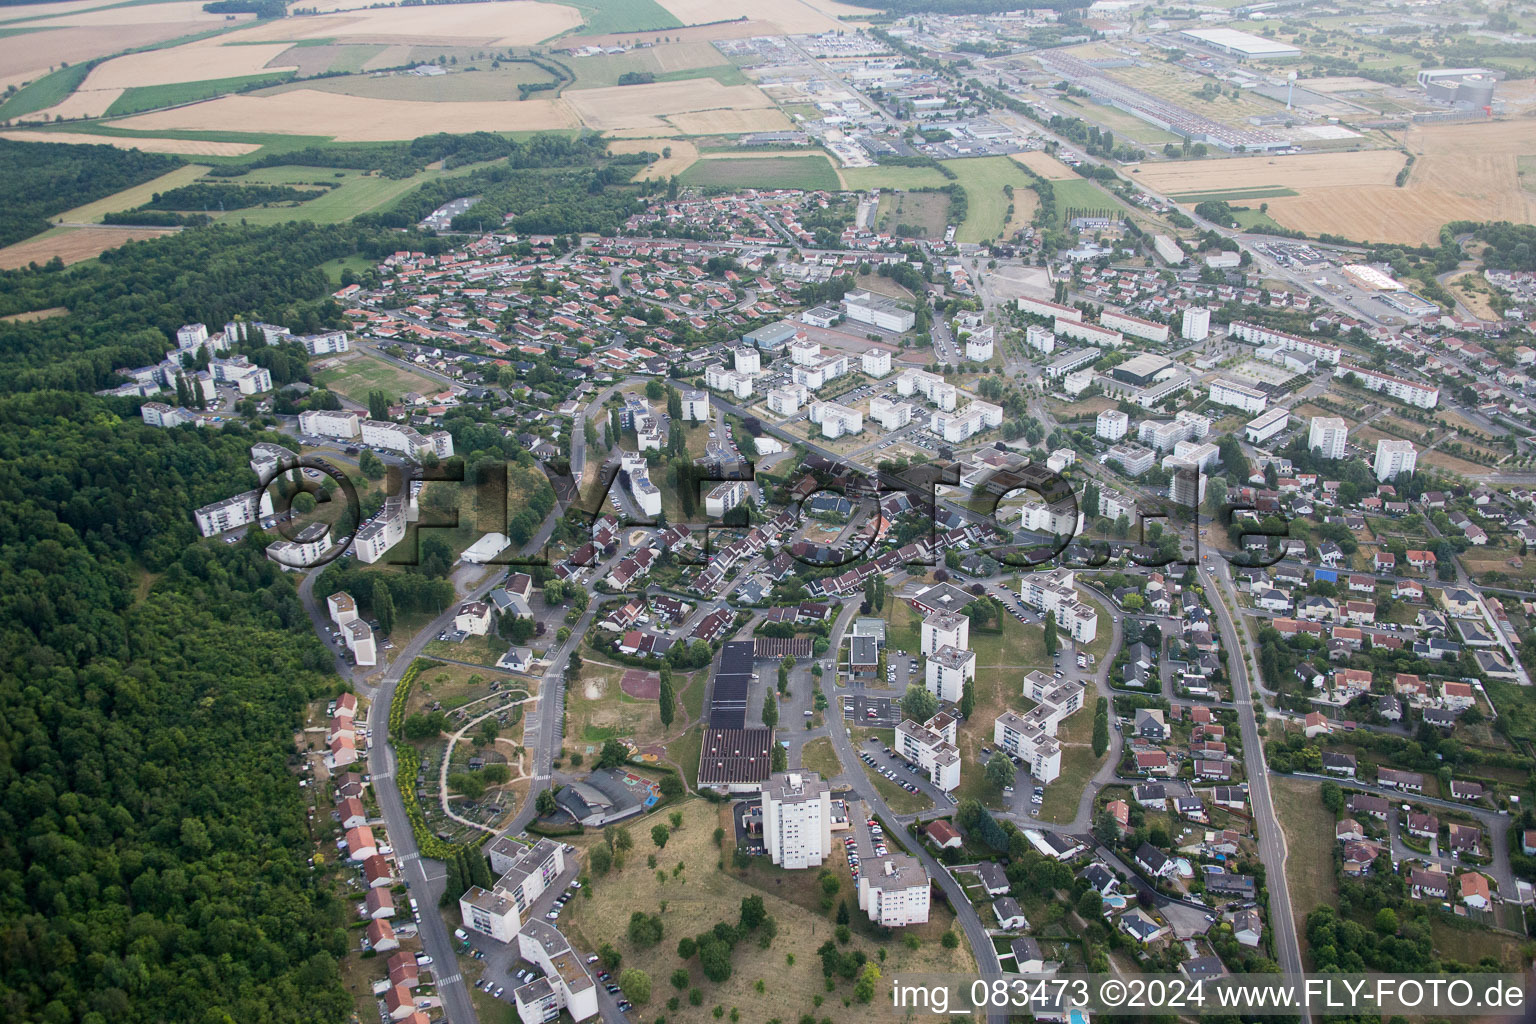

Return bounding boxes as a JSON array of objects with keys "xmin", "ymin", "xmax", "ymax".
[
  {"xmin": 843, "ymin": 693, "xmax": 899, "ymax": 727},
  {"xmin": 856, "ymin": 734, "xmax": 957, "ymax": 805}
]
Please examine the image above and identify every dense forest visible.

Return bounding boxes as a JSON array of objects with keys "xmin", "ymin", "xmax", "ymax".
[
  {"xmin": 0, "ymin": 222, "xmax": 430, "ymax": 393},
  {"xmin": 0, "ymin": 139, "xmax": 183, "ymax": 248},
  {"xmin": 208, "ymin": 130, "xmax": 598, "ymax": 180},
  {"xmin": 0, "ymin": 391, "xmax": 352, "ymax": 1022}
]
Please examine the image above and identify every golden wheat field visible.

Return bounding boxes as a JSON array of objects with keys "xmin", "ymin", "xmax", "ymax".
[
  {"xmin": 654, "ymin": 0, "xmax": 848, "ymax": 34},
  {"xmin": 562, "ymin": 78, "xmax": 779, "ymax": 131},
  {"xmin": 1011, "ymin": 150, "xmax": 1079, "ymax": 180},
  {"xmin": 0, "ymin": 225, "xmax": 179, "ymax": 270},
  {"xmin": 605, "ymin": 138, "xmax": 700, "ymax": 179},
  {"xmin": 0, "ymin": 130, "xmax": 260, "ymax": 155},
  {"xmin": 216, "ymin": 1, "xmax": 581, "ymax": 45}
]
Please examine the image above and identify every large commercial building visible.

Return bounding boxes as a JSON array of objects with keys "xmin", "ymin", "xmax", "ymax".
[
  {"xmin": 1179, "ymin": 27, "xmax": 1301, "ymax": 59},
  {"xmin": 843, "ymin": 290, "xmax": 916, "ymax": 332},
  {"xmin": 1244, "ymin": 407, "xmax": 1290, "ymax": 446},
  {"xmin": 1375, "ymin": 439, "xmax": 1418, "ymax": 482},
  {"xmin": 1336, "ymin": 364, "xmax": 1439, "ymax": 409},
  {"xmin": 761, "ymin": 772, "xmax": 833, "ymax": 869},
  {"xmin": 1308, "ymin": 416, "xmax": 1349, "ymax": 459}
]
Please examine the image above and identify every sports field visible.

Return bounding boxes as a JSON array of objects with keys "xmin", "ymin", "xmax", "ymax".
[
  {"xmin": 679, "ymin": 154, "xmax": 840, "ymax": 191},
  {"xmin": 313, "ymin": 351, "xmax": 438, "ymax": 405},
  {"xmin": 942, "ymin": 155, "xmax": 1040, "ymax": 243}
]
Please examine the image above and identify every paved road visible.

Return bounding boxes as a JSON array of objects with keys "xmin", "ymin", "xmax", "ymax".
[{"xmin": 1200, "ymin": 556, "xmax": 1309, "ymax": 1014}]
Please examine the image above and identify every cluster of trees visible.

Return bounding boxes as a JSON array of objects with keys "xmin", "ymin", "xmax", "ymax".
[
  {"xmin": 0, "ymin": 138, "xmax": 184, "ymax": 247},
  {"xmin": 675, "ymin": 896, "xmax": 776, "ymax": 986},
  {"xmin": 0, "ymin": 393, "xmax": 356, "ymax": 1022},
  {"xmin": 1452, "ymin": 220, "xmax": 1536, "ymax": 272},
  {"xmin": 141, "ymin": 182, "xmax": 326, "ymax": 211},
  {"xmin": 440, "ymin": 847, "xmax": 495, "ymax": 906}
]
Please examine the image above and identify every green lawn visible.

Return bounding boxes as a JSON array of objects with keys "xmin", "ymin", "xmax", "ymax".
[
  {"xmin": 312, "ymin": 351, "xmax": 438, "ymax": 405},
  {"xmin": 679, "ymin": 156, "xmax": 841, "ymax": 191},
  {"xmin": 940, "ymin": 155, "xmax": 1038, "ymax": 244},
  {"xmin": 1168, "ymin": 186, "xmax": 1299, "ymax": 202},
  {"xmin": 1035, "ymin": 710, "xmax": 1101, "ymax": 824},
  {"xmin": 105, "ymin": 72, "xmax": 298, "ymax": 117},
  {"xmin": 57, "ymin": 164, "xmax": 211, "ymax": 224},
  {"xmin": 842, "ymin": 165, "xmax": 953, "ymax": 190},
  {"xmin": 1047, "ymin": 176, "xmax": 1130, "ymax": 227},
  {"xmin": 799, "ymin": 736, "xmax": 842, "ymax": 780},
  {"xmin": 215, "ymin": 159, "xmax": 505, "ymax": 225},
  {"xmin": 319, "ymin": 254, "xmax": 375, "ymax": 284},
  {"xmin": 1270, "ymin": 775, "xmax": 1338, "ymax": 950},
  {"xmin": 0, "ymin": 62, "xmax": 93, "ymax": 120}
]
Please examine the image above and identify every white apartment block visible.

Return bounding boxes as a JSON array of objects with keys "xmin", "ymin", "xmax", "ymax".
[
  {"xmin": 266, "ymin": 521, "xmax": 333, "ymax": 569},
  {"xmin": 327, "ymin": 591, "xmax": 358, "ymax": 626},
  {"xmin": 1020, "ymin": 568, "xmax": 1098, "ymax": 644},
  {"xmin": 1026, "ymin": 669, "xmax": 1086, "ymax": 728},
  {"xmin": 925, "ymin": 645, "xmax": 976, "ymax": 703},
  {"xmin": 462, "ymin": 837, "xmax": 568, "ymax": 942},
  {"xmin": 1166, "ymin": 439, "xmax": 1219, "ymax": 473},
  {"xmin": 1056, "ymin": 317, "xmax": 1124, "ymax": 348},
  {"xmin": 792, "ymin": 354, "xmax": 850, "ymax": 391},
  {"xmin": 1182, "ymin": 306, "xmax": 1211, "ymax": 342},
  {"xmin": 1228, "ymin": 321, "xmax": 1341, "ymax": 365},
  {"xmin": 210, "ymin": 356, "xmax": 272, "ymax": 395},
  {"xmin": 296, "ymin": 330, "xmax": 348, "ymax": 356},
  {"xmin": 992, "ymin": 671, "xmax": 1085, "ymax": 784},
  {"xmin": 195, "ymin": 489, "xmax": 274, "ymax": 537},
  {"xmin": 767, "ymin": 383, "xmax": 808, "ymax": 416},
  {"xmin": 354, "ymin": 497, "xmax": 409, "ymax": 564},
  {"xmin": 704, "ymin": 479, "xmax": 747, "ymax": 519},
  {"xmin": 141, "ymin": 402, "xmax": 201, "ymax": 429},
  {"xmin": 1336, "ymin": 363, "xmax": 1439, "ymax": 408},
  {"xmin": 1137, "ymin": 410, "xmax": 1210, "ymax": 451},
  {"xmin": 843, "ymin": 290, "xmax": 916, "ymax": 332},
  {"xmin": 1046, "ymin": 448, "xmax": 1075, "ymax": 473},
  {"xmin": 1100, "ymin": 489, "xmax": 1137, "ymax": 523},
  {"xmin": 1025, "ymin": 323, "xmax": 1057, "ymax": 355},
  {"xmin": 921, "ymin": 610, "xmax": 969, "ymax": 657},
  {"xmin": 861, "ymin": 348, "xmax": 892, "ymax": 378},
  {"xmin": 858, "ymin": 854, "xmax": 931, "ymax": 927},
  {"xmin": 761, "ymin": 772, "xmax": 833, "ymax": 869},
  {"xmin": 1244, "ymin": 407, "xmax": 1289, "ymax": 445},
  {"xmin": 964, "ymin": 326, "xmax": 995, "ymax": 362},
  {"xmin": 790, "ymin": 338, "xmax": 821, "ymax": 365},
  {"xmin": 1208, "ymin": 378, "xmax": 1268, "ymax": 414},
  {"xmin": 1017, "ymin": 296, "xmax": 1082, "ymax": 322},
  {"xmin": 734, "ymin": 347, "xmax": 761, "ymax": 375},
  {"xmin": 1308, "ymin": 416, "xmax": 1349, "ymax": 459},
  {"xmin": 176, "ymin": 323, "xmax": 209, "ymax": 350},
  {"xmin": 870, "ymin": 396, "xmax": 915, "ymax": 430},
  {"xmin": 1096, "ymin": 409, "xmax": 1129, "ymax": 441},
  {"xmin": 345, "ymin": 619, "xmax": 377, "ymax": 667},
  {"xmin": 1169, "ymin": 466, "xmax": 1207, "ymax": 507},
  {"xmin": 930, "ymin": 401, "xmax": 1001, "ymax": 444},
  {"xmin": 298, "ymin": 408, "xmax": 361, "ymax": 439},
  {"xmin": 896, "ymin": 368, "xmax": 958, "ymax": 411},
  {"xmin": 1375, "ymin": 439, "xmax": 1418, "ymax": 482},
  {"xmin": 250, "ymin": 441, "xmax": 297, "ymax": 480},
  {"xmin": 705, "ymin": 364, "xmax": 754, "ymax": 399},
  {"xmin": 513, "ymin": 921, "xmax": 599, "ymax": 1024},
  {"xmin": 1101, "ymin": 310, "xmax": 1170, "ymax": 344},
  {"xmin": 808, "ymin": 400, "xmax": 863, "ymax": 439},
  {"xmin": 1107, "ymin": 443, "xmax": 1157, "ymax": 476},
  {"xmin": 620, "ymin": 451, "xmax": 662, "ymax": 516},
  {"xmin": 681, "ymin": 389, "xmax": 710, "ymax": 422},
  {"xmin": 361, "ymin": 419, "xmax": 454, "ymax": 460},
  {"xmin": 1017, "ymin": 495, "xmax": 1083, "ymax": 538},
  {"xmin": 895, "ymin": 711, "xmax": 961, "ymax": 792}
]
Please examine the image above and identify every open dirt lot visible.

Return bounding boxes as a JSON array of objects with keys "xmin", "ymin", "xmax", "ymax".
[
  {"xmin": 1141, "ymin": 122, "xmax": 1536, "ymax": 244},
  {"xmin": 1011, "ymin": 149, "xmax": 1078, "ymax": 179},
  {"xmin": 216, "ymin": 1, "xmax": 581, "ymax": 45},
  {"xmin": 606, "ymin": 137, "xmax": 699, "ymax": 178},
  {"xmin": 0, "ymin": 129, "xmax": 260, "ymax": 155},
  {"xmin": 0, "ymin": 224, "xmax": 177, "ymax": 270},
  {"xmin": 563, "ymin": 78, "xmax": 777, "ymax": 131},
  {"xmin": 654, "ymin": 0, "xmax": 848, "ymax": 34},
  {"xmin": 110, "ymin": 89, "xmax": 576, "ymax": 140}
]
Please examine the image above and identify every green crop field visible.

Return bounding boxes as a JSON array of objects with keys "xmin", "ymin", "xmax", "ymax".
[
  {"xmin": 1047, "ymin": 175, "xmax": 1129, "ymax": 226},
  {"xmin": 842, "ymin": 164, "xmax": 952, "ymax": 190},
  {"xmin": 0, "ymin": 62, "xmax": 93, "ymax": 120},
  {"xmin": 680, "ymin": 155, "xmax": 841, "ymax": 191},
  {"xmin": 942, "ymin": 155, "xmax": 1038, "ymax": 243},
  {"xmin": 57, "ymin": 164, "xmax": 212, "ymax": 224},
  {"xmin": 214, "ymin": 160, "xmax": 501, "ymax": 225},
  {"xmin": 105, "ymin": 72, "xmax": 299, "ymax": 117},
  {"xmin": 562, "ymin": 0, "xmax": 682, "ymax": 35},
  {"xmin": 1169, "ymin": 187, "xmax": 1299, "ymax": 202}
]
